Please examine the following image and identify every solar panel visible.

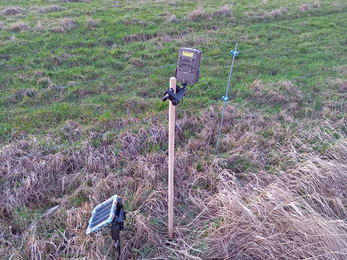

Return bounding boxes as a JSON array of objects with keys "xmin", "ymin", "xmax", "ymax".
[{"xmin": 86, "ymin": 195, "xmax": 118, "ymax": 235}]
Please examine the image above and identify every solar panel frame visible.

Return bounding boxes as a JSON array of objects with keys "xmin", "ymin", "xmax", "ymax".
[{"xmin": 86, "ymin": 195, "xmax": 118, "ymax": 235}]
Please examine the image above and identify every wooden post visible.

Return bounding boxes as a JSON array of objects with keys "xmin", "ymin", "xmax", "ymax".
[{"xmin": 168, "ymin": 77, "xmax": 176, "ymax": 239}]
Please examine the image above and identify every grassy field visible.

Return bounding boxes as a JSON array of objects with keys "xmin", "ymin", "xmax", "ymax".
[{"xmin": 0, "ymin": 0, "xmax": 347, "ymax": 259}]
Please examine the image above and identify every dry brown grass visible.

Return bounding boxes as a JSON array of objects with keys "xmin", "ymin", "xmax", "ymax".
[
  {"xmin": 8, "ymin": 21, "xmax": 30, "ymax": 32},
  {"xmin": 270, "ymin": 7, "xmax": 288, "ymax": 18},
  {"xmin": 130, "ymin": 57, "xmax": 145, "ymax": 68},
  {"xmin": 213, "ymin": 5, "xmax": 232, "ymax": 17},
  {"xmin": 62, "ymin": 18, "xmax": 78, "ymax": 29},
  {"xmin": 169, "ymin": 14, "xmax": 179, "ymax": 23},
  {"xmin": 251, "ymin": 80, "xmax": 303, "ymax": 112},
  {"xmin": 313, "ymin": 1, "xmax": 321, "ymax": 8},
  {"xmin": 1, "ymin": 94, "xmax": 347, "ymax": 259},
  {"xmin": 189, "ymin": 6, "xmax": 205, "ymax": 20},
  {"xmin": 86, "ymin": 18, "xmax": 98, "ymax": 28},
  {"xmin": 49, "ymin": 27, "xmax": 65, "ymax": 33},
  {"xmin": 250, "ymin": 79, "xmax": 263, "ymax": 91},
  {"xmin": 0, "ymin": 22, "xmax": 6, "ymax": 30},
  {"xmin": 35, "ymin": 22, "xmax": 43, "ymax": 32},
  {"xmin": 159, "ymin": 11, "xmax": 170, "ymax": 16},
  {"xmin": 9, "ymin": 34, "xmax": 16, "ymax": 43},
  {"xmin": 2, "ymin": 7, "xmax": 22, "ymax": 15},
  {"xmin": 300, "ymin": 3, "xmax": 312, "ymax": 12},
  {"xmin": 240, "ymin": 35, "xmax": 249, "ymax": 42}
]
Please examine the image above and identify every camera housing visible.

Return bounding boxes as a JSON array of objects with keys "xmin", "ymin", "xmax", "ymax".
[{"xmin": 175, "ymin": 47, "xmax": 202, "ymax": 85}]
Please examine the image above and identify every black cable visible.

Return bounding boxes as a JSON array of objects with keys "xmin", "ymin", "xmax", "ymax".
[
  {"xmin": 127, "ymin": 98, "xmax": 184, "ymax": 230},
  {"xmin": 175, "ymin": 96, "xmax": 184, "ymax": 116}
]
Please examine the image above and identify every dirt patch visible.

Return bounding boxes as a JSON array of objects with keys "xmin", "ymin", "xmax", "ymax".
[{"xmin": 2, "ymin": 7, "xmax": 22, "ymax": 15}]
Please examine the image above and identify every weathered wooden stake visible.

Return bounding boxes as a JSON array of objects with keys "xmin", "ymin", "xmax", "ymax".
[{"xmin": 168, "ymin": 77, "xmax": 176, "ymax": 239}]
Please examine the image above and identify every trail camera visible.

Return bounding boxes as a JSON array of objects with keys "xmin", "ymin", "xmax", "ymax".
[
  {"xmin": 86, "ymin": 195, "xmax": 126, "ymax": 255},
  {"xmin": 175, "ymin": 48, "xmax": 202, "ymax": 85},
  {"xmin": 162, "ymin": 47, "xmax": 202, "ymax": 106}
]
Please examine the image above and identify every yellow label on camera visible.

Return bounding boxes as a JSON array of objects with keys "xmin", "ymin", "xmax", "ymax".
[{"xmin": 182, "ymin": 51, "xmax": 193, "ymax": 57}]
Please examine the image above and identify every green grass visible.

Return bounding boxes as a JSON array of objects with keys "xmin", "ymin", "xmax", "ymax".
[{"xmin": 0, "ymin": 0, "xmax": 346, "ymax": 145}]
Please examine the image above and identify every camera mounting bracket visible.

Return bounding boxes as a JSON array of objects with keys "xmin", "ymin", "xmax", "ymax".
[{"xmin": 162, "ymin": 83, "xmax": 187, "ymax": 106}]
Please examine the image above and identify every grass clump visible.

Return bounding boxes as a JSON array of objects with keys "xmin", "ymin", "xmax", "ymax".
[
  {"xmin": 313, "ymin": 1, "xmax": 321, "ymax": 8},
  {"xmin": 0, "ymin": 21, "xmax": 6, "ymax": 29},
  {"xmin": 130, "ymin": 57, "xmax": 145, "ymax": 68},
  {"xmin": 270, "ymin": 7, "xmax": 288, "ymax": 18},
  {"xmin": 49, "ymin": 27, "xmax": 65, "ymax": 33},
  {"xmin": 213, "ymin": 5, "xmax": 232, "ymax": 17},
  {"xmin": 300, "ymin": 3, "xmax": 312, "ymax": 12},
  {"xmin": 159, "ymin": 11, "xmax": 170, "ymax": 16},
  {"xmin": 62, "ymin": 18, "xmax": 78, "ymax": 30},
  {"xmin": 2, "ymin": 7, "xmax": 22, "ymax": 15},
  {"xmin": 169, "ymin": 14, "xmax": 179, "ymax": 23},
  {"xmin": 86, "ymin": 18, "xmax": 98, "ymax": 28},
  {"xmin": 35, "ymin": 21, "xmax": 44, "ymax": 32},
  {"xmin": 8, "ymin": 21, "xmax": 30, "ymax": 32},
  {"xmin": 189, "ymin": 6, "xmax": 205, "ymax": 20}
]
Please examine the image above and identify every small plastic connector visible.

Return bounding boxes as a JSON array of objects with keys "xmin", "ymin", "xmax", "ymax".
[{"xmin": 230, "ymin": 50, "xmax": 240, "ymax": 57}]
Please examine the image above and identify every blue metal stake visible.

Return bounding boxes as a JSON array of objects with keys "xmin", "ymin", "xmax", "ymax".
[{"xmin": 216, "ymin": 43, "xmax": 239, "ymax": 154}]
